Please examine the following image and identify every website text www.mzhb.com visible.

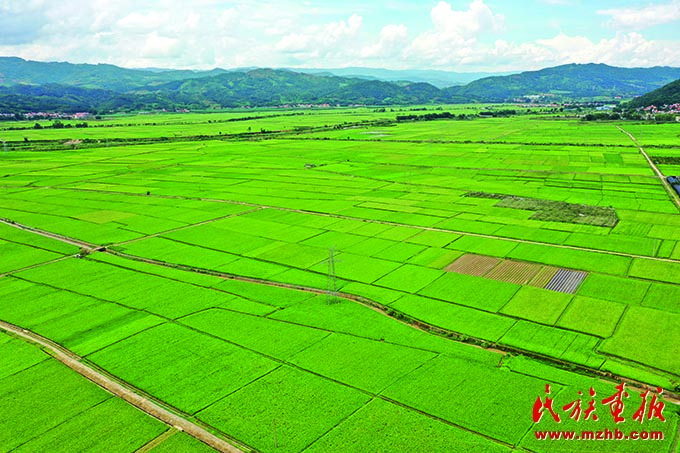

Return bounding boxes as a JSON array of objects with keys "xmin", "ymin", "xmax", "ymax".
[{"xmin": 535, "ymin": 428, "xmax": 663, "ymax": 441}]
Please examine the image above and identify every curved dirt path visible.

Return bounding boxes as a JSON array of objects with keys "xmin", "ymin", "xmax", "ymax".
[
  {"xmin": 0, "ymin": 320, "xmax": 244, "ymax": 453},
  {"xmin": 617, "ymin": 126, "xmax": 680, "ymax": 213},
  {"xmin": 2, "ymin": 218, "xmax": 680, "ymax": 401}
]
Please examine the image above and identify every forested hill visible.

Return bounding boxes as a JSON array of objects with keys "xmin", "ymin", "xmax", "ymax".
[
  {"xmin": 443, "ymin": 63, "xmax": 680, "ymax": 102},
  {"xmin": 2, "ymin": 57, "xmax": 680, "ymax": 113},
  {"xmin": 0, "ymin": 57, "xmax": 227, "ymax": 91},
  {"xmin": 628, "ymin": 78, "xmax": 680, "ymax": 108}
]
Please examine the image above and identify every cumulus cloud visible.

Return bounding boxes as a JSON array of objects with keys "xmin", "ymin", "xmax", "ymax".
[
  {"xmin": 404, "ymin": 0, "xmax": 504, "ymax": 66},
  {"xmin": 430, "ymin": 0, "xmax": 504, "ymax": 37},
  {"xmin": 599, "ymin": 1, "xmax": 680, "ymax": 30},
  {"xmin": 361, "ymin": 24, "xmax": 408, "ymax": 59},
  {"xmin": 276, "ymin": 14, "xmax": 363, "ymax": 62}
]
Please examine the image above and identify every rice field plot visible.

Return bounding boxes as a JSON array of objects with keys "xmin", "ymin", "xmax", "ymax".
[
  {"xmin": 373, "ymin": 264, "xmax": 444, "ymax": 293},
  {"xmin": 381, "ymin": 353, "xmax": 548, "ymax": 445},
  {"xmin": 0, "ymin": 333, "xmax": 49, "ymax": 380},
  {"xmin": 0, "ymin": 340, "xmax": 167, "ymax": 453},
  {"xmin": 309, "ymin": 116, "xmax": 633, "ymax": 146},
  {"xmin": 419, "ymin": 272, "xmax": 520, "ymax": 312},
  {"xmin": 119, "ymin": 237, "xmax": 243, "ymax": 271},
  {"xmin": 576, "ymin": 274, "xmax": 651, "ymax": 305},
  {"xmin": 268, "ymin": 293, "xmax": 468, "ymax": 354},
  {"xmin": 628, "ymin": 258, "xmax": 680, "ymax": 285},
  {"xmin": 308, "ymin": 252, "xmax": 402, "ymax": 284},
  {"xmin": 180, "ymin": 309, "xmax": 329, "ymax": 360},
  {"xmin": 288, "ymin": 333, "xmax": 437, "ymax": 394},
  {"xmin": 556, "ymin": 296, "xmax": 627, "ymax": 338},
  {"xmin": 446, "ymin": 234, "xmax": 519, "ymax": 257},
  {"xmin": 500, "ymin": 321, "xmax": 604, "ymax": 368},
  {"xmin": 0, "ymin": 283, "xmax": 166, "ymax": 356},
  {"xmin": 599, "ymin": 306, "xmax": 680, "ymax": 375},
  {"xmin": 305, "ymin": 398, "xmax": 512, "ymax": 453},
  {"xmin": 197, "ymin": 366, "xmax": 370, "ymax": 453},
  {"xmin": 390, "ymin": 294, "xmax": 516, "ymax": 342},
  {"xmin": 508, "ymin": 243, "xmax": 632, "ymax": 276},
  {"xmin": 0, "ymin": 240, "xmax": 63, "ymax": 274},
  {"xmin": 0, "ymin": 222, "xmax": 78, "ymax": 255},
  {"xmin": 567, "ymin": 231, "xmax": 662, "ymax": 257},
  {"xmin": 642, "ymin": 282, "xmax": 680, "ymax": 314},
  {"xmin": 14, "ymin": 256, "xmax": 242, "ymax": 319},
  {"xmin": 499, "ymin": 286, "xmax": 573, "ymax": 325},
  {"xmin": 161, "ymin": 224, "xmax": 277, "ymax": 256},
  {"xmin": 88, "ymin": 323, "xmax": 279, "ymax": 414}
]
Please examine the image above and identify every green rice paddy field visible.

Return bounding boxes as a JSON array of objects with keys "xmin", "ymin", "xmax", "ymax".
[{"xmin": 1, "ymin": 109, "xmax": 680, "ymax": 452}]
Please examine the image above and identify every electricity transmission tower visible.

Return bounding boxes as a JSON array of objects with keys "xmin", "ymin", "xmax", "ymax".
[{"xmin": 325, "ymin": 247, "xmax": 340, "ymax": 304}]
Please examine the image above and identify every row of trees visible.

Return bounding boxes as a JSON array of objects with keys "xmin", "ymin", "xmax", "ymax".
[{"xmin": 33, "ymin": 120, "xmax": 89, "ymax": 129}]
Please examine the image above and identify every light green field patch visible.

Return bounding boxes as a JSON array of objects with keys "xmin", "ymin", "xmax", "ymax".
[
  {"xmin": 500, "ymin": 286, "xmax": 572, "ymax": 325},
  {"xmin": 391, "ymin": 294, "xmax": 515, "ymax": 342},
  {"xmin": 88, "ymin": 323, "xmax": 278, "ymax": 414},
  {"xmin": 372, "ymin": 241, "xmax": 427, "ymax": 262},
  {"xmin": 642, "ymin": 282, "xmax": 680, "ymax": 314},
  {"xmin": 629, "ymin": 258, "xmax": 680, "ymax": 284},
  {"xmin": 374, "ymin": 264, "xmax": 444, "ymax": 293},
  {"xmin": 576, "ymin": 274, "xmax": 651, "ymax": 305},
  {"xmin": 419, "ymin": 272, "xmax": 520, "ymax": 312},
  {"xmin": 198, "ymin": 366, "xmax": 370, "ymax": 453},
  {"xmin": 289, "ymin": 333, "xmax": 437, "ymax": 393},
  {"xmin": 599, "ymin": 306, "xmax": 680, "ymax": 375},
  {"xmin": 446, "ymin": 235, "xmax": 519, "ymax": 257},
  {"xmin": 181, "ymin": 309, "xmax": 329, "ymax": 360},
  {"xmin": 404, "ymin": 230, "xmax": 460, "ymax": 247},
  {"xmin": 556, "ymin": 296, "xmax": 627, "ymax": 338},
  {"xmin": 306, "ymin": 398, "xmax": 512, "ymax": 453}
]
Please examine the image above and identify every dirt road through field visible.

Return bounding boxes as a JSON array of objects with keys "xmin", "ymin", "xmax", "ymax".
[
  {"xmin": 618, "ymin": 126, "xmax": 680, "ymax": 213},
  {"xmin": 0, "ymin": 320, "xmax": 244, "ymax": 453}
]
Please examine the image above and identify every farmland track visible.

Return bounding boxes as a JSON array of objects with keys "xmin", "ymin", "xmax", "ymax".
[
  {"xmin": 0, "ymin": 320, "xmax": 244, "ymax": 453},
  {"xmin": 617, "ymin": 126, "xmax": 680, "ymax": 213},
  {"xmin": 3, "ymin": 217, "xmax": 680, "ymax": 403}
]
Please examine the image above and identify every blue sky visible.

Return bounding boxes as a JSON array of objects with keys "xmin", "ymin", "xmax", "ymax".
[{"xmin": 1, "ymin": 0, "xmax": 680, "ymax": 72}]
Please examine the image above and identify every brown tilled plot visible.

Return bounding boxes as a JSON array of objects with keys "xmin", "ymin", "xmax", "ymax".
[
  {"xmin": 527, "ymin": 266, "xmax": 560, "ymax": 288},
  {"xmin": 444, "ymin": 254, "xmax": 587, "ymax": 294},
  {"xmin": 444, "ymin": 254, "xmax": 501, "ymax": 276},
  {"xmin": 485, "ymin": 260, "xmax": 542, "ymax": 285}
]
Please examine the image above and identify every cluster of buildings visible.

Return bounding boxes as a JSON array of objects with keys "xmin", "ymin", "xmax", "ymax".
[
  {"xmin": 642, "ymin": 104, "xmax": 680, "ymax": 114},
  {"xmin": 0, "ymin": 111, "xmax": 93, "ymax": 120}
]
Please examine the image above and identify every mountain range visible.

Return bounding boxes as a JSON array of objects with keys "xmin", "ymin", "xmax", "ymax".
[{"xmin": 1, "ymin": 57, "xmax": 679, "ymax": 113}]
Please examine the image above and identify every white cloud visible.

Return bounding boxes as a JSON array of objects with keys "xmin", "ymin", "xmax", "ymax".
[
  {"xmin": 361, "ymin": 24, "xmax": 408, "ymax": 58},
  {"xmin": 403, "ymin": 0, "xmax": 505, "ymax": 67},
  {"xmin": 276, "ymin": 14, "xmax": 363, "ymax": 61},
  {"xmin": 430, "ymin": 0, "xmax": 504, "ymax": 37},
  {"xmin": 599, "ymin": 1, "xmax": 680, "ymax": 30}
]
